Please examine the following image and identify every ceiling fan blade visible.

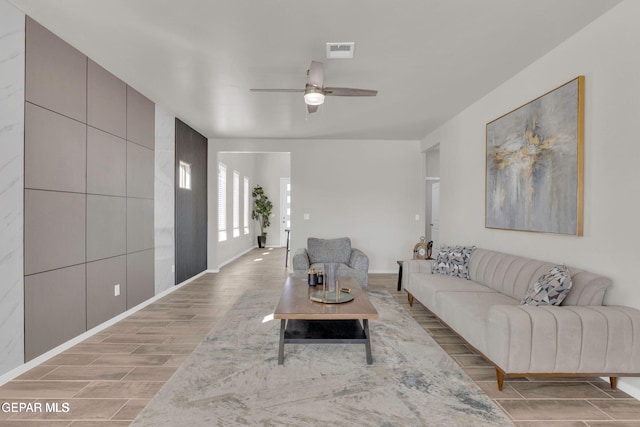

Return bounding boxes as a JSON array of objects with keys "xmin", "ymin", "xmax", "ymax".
[
  {"xmin": 307, "ymin": 61, "xmax": 324, "ymax": 87},
  {"xmin": 323, "ymin": 87, "xmax": 378, "ymax": 97},
  {"xmin": 307, "ymin": 104, "xmax": 319, "ymax": 114},
  {"xmin": 250, "ymin": 88, "xmax": 304, "ymax": 92}
]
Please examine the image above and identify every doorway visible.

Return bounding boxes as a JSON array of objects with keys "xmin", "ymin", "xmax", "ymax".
[
  {"xmin": 424, "ymin": 145, "xmax": 440, "ymax": 250},
  {"xmin": 431, "ymin": 182, "xmax": 440, "ymax": 251},
  {"xmin": 279, "ymin": 177, "xmax": 291, "ymax": 247}
]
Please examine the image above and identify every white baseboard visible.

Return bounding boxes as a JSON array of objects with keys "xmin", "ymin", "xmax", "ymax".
[
  {"xmin": 0, "ymin": 270, "xmax": 206, "ymax": 387},
  {"xmin": 602, "ymin": 377, "xmax": 640, "ymax": 401}
]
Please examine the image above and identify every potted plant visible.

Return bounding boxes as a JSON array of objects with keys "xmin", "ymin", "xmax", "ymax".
[{"xmin": 251, "ymin": 185, "xmax": 272, "ymax": 248}]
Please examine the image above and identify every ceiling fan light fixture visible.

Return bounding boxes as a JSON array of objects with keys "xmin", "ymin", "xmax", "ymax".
[{"xmin": 304, "ymin": 92, "xmax": 325, "ymax": 105}]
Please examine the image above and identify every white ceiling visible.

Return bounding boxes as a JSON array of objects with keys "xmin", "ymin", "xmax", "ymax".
[{"xmin": 9, "ymin": 0, "xmax": 621, "ymax": 140}]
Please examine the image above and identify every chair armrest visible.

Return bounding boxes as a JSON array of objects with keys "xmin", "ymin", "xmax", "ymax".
[
  {"xmin": 349, "ymin": 248, "xmax": 369, "ymax": 272},
  {"xmin": 292, "ymin": 248, "xmax": 310, "ymax": 273},
  {"xmin": 486, "ymin": 305, "xmax": 640, "ymax": 374}
]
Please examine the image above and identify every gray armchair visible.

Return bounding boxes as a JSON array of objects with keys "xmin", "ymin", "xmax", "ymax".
[{"xmin": 292, "ymin": 237, "xmax": 369, "ymax": 286}]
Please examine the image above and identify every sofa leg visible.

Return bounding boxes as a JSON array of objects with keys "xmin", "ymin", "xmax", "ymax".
[
  {"xmin": 496, "ymin": 369, "xmax": 504, "ymax": 391},
  {"xmin": 407, "ymin": 292, "xmax": 414, "ymax": 307},
  {"xmin": 610, "ymin": 377, "xmax": 618, "ymax": 390}
]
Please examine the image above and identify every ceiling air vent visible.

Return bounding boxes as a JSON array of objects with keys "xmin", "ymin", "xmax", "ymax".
[{"xmin": 326, "ymin": 42, "xmax": 355, "ymax": 59}]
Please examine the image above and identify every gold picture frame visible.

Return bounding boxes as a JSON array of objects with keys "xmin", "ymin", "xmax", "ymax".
[{"xmin": 486, "ymin": 76, "xmax": 584, "ymax": 235}]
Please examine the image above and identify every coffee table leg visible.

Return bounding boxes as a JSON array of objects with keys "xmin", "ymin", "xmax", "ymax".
[
  {"xmin": 278, "ymin": 319, "xmax": 286, "ymax": 365},
  {"xmin": 363, "ymin": 319, "xmax": 372, "ymax": 364}
]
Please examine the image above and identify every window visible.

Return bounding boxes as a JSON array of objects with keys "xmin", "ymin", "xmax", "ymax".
[
  {"xmin": 218, "ymin": 163, "xmax": 227, "ymax": 241},
  {"xmin": 179, "ymin": 161, "xmax": 191, "ymax": 189},
  {"xmin": 243, "ymin": 177, "xmax": 250, "ymax": 234},
  {"xmin": 232, "ymin": 170, "xmax": 240, "ymax": 238}
]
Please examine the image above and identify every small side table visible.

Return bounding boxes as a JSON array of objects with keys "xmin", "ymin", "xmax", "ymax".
[
  {"xmin": 396, "ymin": 260, "xmax": 403, "ymax": 291},
  {"xmin": 284, "ymin": 228, "xmax": 291, "ymax": 267}
]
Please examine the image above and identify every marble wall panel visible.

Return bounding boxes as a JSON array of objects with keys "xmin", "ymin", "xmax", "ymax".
[
  {"xmin": 154, "ymin": 105, "xmax": 176, "ymax": 292},
  {"xmin": 0, "ymin": 0, "xmax": 25, "ymax": 375}
]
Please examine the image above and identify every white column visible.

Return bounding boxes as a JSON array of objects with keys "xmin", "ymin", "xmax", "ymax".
[
  {"xmin": 154, "ymin": 105, "xmax": 175, "ymax": 293},
  {"xmin": 0, "ymin": 0, "xmax": 25, "ymax": 376}
]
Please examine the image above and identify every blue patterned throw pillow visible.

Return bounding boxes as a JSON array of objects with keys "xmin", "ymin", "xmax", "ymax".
[
  {"xmin": 521, "ymin": 264, "xmax": 573, "ymax": 306},
  {"xmin": 432, "ymin": 245, "xmax": 476, "ymax": 280}
]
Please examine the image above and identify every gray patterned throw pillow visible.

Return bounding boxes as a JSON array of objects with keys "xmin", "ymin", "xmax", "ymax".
[
  {"xmin": 432, "ymin": 245, "xmax": 476, "ymax": 280},
  {"xmin": 521, "ymin": 264, "xmax": 573, "ymax": 306}
]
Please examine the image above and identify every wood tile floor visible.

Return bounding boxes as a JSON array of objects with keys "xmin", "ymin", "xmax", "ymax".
[{"xmin": 1, "ymin": 247, "xmax": 639, "ymax": 426}]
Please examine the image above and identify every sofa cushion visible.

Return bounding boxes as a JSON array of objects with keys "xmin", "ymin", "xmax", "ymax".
[
  {"xmin": 432, "ymin": 245, "xmax": 475, "ymax": 279},
  {"xmin": 521, "ymin": 265, "xmax": 573, "ymax": 306},
  {"xmin": 436, "ymin": 291, "xmax": 520, "ymax": 354},
  {"xmin": 307, "ymin": 237, "xmax": 351, "ymax": 264},
  {"xmin": 406, "ymin": 272, "xmax": 495, "ymax": 310},
  {"xmin": 561, "ymin": 270, "xmax": 612, "ymax": 306}
]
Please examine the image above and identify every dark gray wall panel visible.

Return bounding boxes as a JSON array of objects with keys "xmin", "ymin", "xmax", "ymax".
[
  {"xmin": 24, "ymin": 265, "xmax": 86, "ymax": 361},
  {"xmin": 175, "ymin": 119, "xmax": 207, "ymax": 284},
  {"xmin": 25, "ymin": 103, "xmax": 86, "ymax": 193},
  {"xmin": 127, "ymin": 142, "xmax": 155, "ymax": 199},
  {"xmin": 126, "ymin": 250, "xmax": 154, "ymax": 309},
  {"xmin": 25, "ymin": 17, "xmax": 87, "ymax": 122},
  {"xmin": 127, "ymin": 198, "xmax": 154, "ymax": 253},
  {"xmin": 24, "ymin": 190, "xmax": 86, "ymax": 275},
  {"xmin": 87, "ymin": 195, "xmax": 126, "ymax": 262},
  {"xmin": 87, "ymin": 256, "xmax": 127, "ymax": 329},
  {"xmin": 87, "ymin": 59, "xmax": 126, "ymax": 138},
  {"xmin": 87, "ymin": 127, "xmax": 126, "ymax": 196},
  {"xmin": 127, "ymin": 87, "xmax": 155, "ymax": 149}
]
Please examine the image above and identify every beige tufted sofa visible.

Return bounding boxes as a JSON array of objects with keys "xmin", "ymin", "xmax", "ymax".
[{"xmin": 403, "ymin": 248, "xmax": 640, "ymax": 390}]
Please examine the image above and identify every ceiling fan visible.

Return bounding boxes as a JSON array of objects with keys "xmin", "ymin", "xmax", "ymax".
[{"xmin": 250, "ymin": 60, "xmax": 377, "ymax": 113}]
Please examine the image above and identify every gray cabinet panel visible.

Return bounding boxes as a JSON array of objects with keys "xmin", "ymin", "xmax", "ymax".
[
  {"xmin": 25, "ymin": 103, "xmax": 86, "ymax": 193},
  {"xmin": 87, "ymin": 127, "xmax": 126, "ymax": 196},
  {"xmin": 87, "ymin": 256, "xmax": 127, "ymax": 329},
  {"xmin": 24, "ymin": 265, "xmax": 86, "ymax": 361},
  {"xmin": 87, "ymin": 59, "xmax": 126, "ymax": 138},
  {"xmin": 127, "ymin": 250, "xmax": 154, "ymax": 309},
  {"xmin": 127, "ymin": 198, "xmax": 154, "ymax": 253},
  {"xmin": 24, "ymin": 190, "xmax": 86, "ymax": 275},
  {"xmin": 126, "ymin": 86, "xmax": 155, "ymax": 149},
  {"xmin": 25, "ymin": 17, "xmax": 86, "ymax": 122},
  {"xmin": 127, "ymin": 142, "xmax": 154, "ymax": 199},
  {"xmin": 87, "ymin": 195, "xmax": 126, "ymax": 262}
]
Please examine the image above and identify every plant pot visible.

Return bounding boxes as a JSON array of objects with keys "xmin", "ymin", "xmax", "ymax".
[{"xmin": 257, "ymin": 235, "xmax": 266, "ymax": 248}]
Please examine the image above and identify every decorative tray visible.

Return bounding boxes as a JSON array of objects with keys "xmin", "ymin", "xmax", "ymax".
[{"xmin": 309, "ymin": 291, "xmax": 354, "ymax": 304}]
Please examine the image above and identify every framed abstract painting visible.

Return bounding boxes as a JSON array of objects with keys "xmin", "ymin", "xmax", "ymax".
[{"xmin": 486, "ymin": 76, "xmax": 584, "ymax": 235}]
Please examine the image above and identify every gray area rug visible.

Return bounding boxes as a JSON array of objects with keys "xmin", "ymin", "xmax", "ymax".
[{"xmin": 132, "ymin": 289, "xmax": 513, "ymax": 426}]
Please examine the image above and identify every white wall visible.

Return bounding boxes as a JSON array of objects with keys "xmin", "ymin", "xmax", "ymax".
[
  {"xmin": 0, "ymin": 0, "xmax": 25, "ymax": 375},
  {"xmin": 421, "ymin": 0, "xmax": 640, "ymax": 395},
  {"xmin": 216, "ymin": 152, "xmax": 257, "ymax": 265},
  {"xmin": 154, "ymin": 106, "xmax": 175, "ymax": 293},
  {"xmin": 210, "ymin": 139, "xmax": 422, "ymax": 273}
]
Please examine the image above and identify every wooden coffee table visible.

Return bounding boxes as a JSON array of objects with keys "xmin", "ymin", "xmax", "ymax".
[{"xmin": 274, "ymin": 276, "xmax": 379, "ymax": 365}]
